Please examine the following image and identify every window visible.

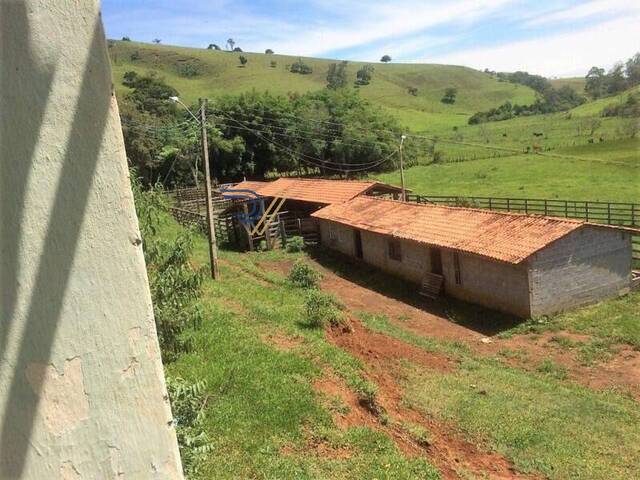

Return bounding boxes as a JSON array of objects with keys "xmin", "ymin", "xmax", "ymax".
[
  {"xmin": 388, "ymin": 239, "xmax": 402, "ymax": 261},
  {"xmin": 453, "ymin": 252, "xmax": 462, "ymax": 285},
  {"xmin": 328, "ymin": 226, "xmax": 337, "ymax": 242}
]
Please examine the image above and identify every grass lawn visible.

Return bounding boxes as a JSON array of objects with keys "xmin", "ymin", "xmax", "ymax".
[
  {"xmin": 163, "ymin": 216, "xmax": 439, "ymax": 479},
  {"xmin": 374, "ymin": 152, "xmax": 639, "ymax": 202},
  {"xmin": 159, "ymin": 210, "xmax": 640, "ymax": 479}
]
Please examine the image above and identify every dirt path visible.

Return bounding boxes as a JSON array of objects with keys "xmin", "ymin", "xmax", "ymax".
[
  {"xmin": 263, "ymin": 258, "xmax": 640, "ymax": 400},
  {"xmin": 323, "ymin": 319, "xmax": 538, "ymax": 479}
]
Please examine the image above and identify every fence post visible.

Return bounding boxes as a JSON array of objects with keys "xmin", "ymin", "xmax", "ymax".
[
  {"xmin": 564, "ymin": 200, "xmax": 568, "ymax": 218},
  {"xmin": 489, "ymin": 198, "xmax": 492, "ymax": 210},
  {"xmin": 279, "ymin": 220, "xmax": 287, "ymax": 248},
  {"xmin": 506, "ymin": 198, "xmax": 511, "ymax": 211},
  {"xmin": 585, "ymin": 201, "xmax": 589, "ymax": 222},
  {"xmin": 633, "ymin": 204, "xmax": 636, "ymax": 227},
  {"xmin": 607, "ymin": 203, "xmax": 611, "ymax": 224},
  {"xmin": 544, "ymin": 199, "xmax": 547, "ymax": 216},
  {"xmin": 524, "ymin": 199, "xmax": 528, "ymax": 214}
]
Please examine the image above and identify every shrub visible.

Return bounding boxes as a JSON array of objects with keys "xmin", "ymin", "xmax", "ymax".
[
  {"xmin": 130, "ymin": 50, "xmax": 140, "ymax": 61},
  {"xmin": 270, "ymin": 60, "xmax": 277, "ymax": 68},
  {"xmin": 286, "ymin": 236, "xmax": 305, "ymax": 253},
  {"xmin": 304, "ymin": 290, "xmax": 343, "ymax": 328},
  {"xmin": 176, "ymin": 62, "xmax": 200, "ymax": 77},
  {"xmin": 167, "ymin": 377, "xmax": 213, "ymax": 477},
  {"xmin": 288, "ymin": 260, "xmax": 321, "ymax": 288},
  {"xmin": 407, "ymin": 86, "xmax": 418, "ymax": 96}
]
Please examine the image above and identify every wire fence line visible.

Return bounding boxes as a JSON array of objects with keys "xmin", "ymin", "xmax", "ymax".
[{"xmin": 406, "ymin": 193, "xmax": 640, "ymax": 262}]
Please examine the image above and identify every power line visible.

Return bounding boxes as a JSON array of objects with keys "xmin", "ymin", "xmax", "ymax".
[{"xmin": 214, "ymin": 110, "xmax": 398, "ymax": 172}]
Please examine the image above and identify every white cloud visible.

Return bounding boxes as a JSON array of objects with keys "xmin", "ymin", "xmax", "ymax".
[
  {"xmin": 269, "ymin": 0, "xmax": 516, "ymax": 56},
  {"xmin": 427, "ymin": 16, "xmax": 640, "ymax": 77},
  {"xmin": 524, "ymin": 0, "xmax": 640, "ymax": 27}
]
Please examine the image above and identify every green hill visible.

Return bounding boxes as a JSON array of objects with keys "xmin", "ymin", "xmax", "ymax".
[{"xmin": 108, "ymin": 40, "xmax": 537, "ymax": 131}]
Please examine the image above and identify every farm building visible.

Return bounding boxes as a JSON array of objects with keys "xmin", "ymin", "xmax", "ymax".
[
  {"xmin": 224, "ymin": 178, "xmax": 404, "ymax": 247},
  {"xmin": 230, "ymin": 177, "xmax": 404, "ymax": 212},
  {"xmin": 311, "ymin": 196, "xmax": 635, "ymax": 317}
]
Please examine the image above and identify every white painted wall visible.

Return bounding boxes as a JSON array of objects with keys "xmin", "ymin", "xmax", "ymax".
[{"xmin": 0, "ymin": 2, "xmax": 183, "ymax": 478}]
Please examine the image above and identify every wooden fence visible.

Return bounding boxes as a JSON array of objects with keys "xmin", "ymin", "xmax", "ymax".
[
  {"xmin": 405, "ymin": 194, "xmax": 640, "ymax": 263},
  {"xmin": 168, "ymin": 207, "xmax": 238, "ymax": 245}
]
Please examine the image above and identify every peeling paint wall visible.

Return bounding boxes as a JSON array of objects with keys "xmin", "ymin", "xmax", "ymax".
[{"xmin": 0, "ymin": 1, "xmax": 183, "ymax": 478}]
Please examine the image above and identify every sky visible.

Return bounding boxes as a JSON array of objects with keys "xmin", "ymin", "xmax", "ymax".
[{"xmin": 102, "ymin": 0, "xmax": 640, "ymax": 77}]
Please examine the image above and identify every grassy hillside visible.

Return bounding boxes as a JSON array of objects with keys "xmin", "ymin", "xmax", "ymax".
[
  {"xmin": 373, "ymin": 89, "xmax": 639, "ymax": 202},
  {"xmin": 108, "ymin": 40, "xmax": 536, "ymax": 131},
  {"xmin": 160, "ymin": 209, "xmax": 640, "ymax": 479},
  {"xmin": 549, "ymin": 77, "xmax": 586, "ymax": 92}
]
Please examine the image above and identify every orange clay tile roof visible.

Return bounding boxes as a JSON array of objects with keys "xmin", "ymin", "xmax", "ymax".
[
  {"xmin": 231, "ymin": 178, "xmax": 401, "ymax": 205},
  {"xmin": 311, "ymin": 196, "xmax": 616, "ymax": 264}
]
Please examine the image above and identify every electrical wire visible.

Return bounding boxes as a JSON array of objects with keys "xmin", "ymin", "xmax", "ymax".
[{"xmin": 212, "ymin": 110, "xmax": 398, "ymax": 171}]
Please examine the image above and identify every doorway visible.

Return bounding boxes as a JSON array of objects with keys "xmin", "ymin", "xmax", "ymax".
[
  {"xmin": 354, "ymin": 230, "xmax": 363, "ymax": 259},
  {"xmin": 430, "ymin": 247, "xmax": 443, "ymax": 275}
]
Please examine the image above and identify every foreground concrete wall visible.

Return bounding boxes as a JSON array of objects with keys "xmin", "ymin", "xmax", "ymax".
[
  {"xmin": 529, "ymin": 226, "xmax": 631, "ymax": 316},
  {"xmin": 0, "ymin": 2, "xmax": 183, "ymax": 478}
]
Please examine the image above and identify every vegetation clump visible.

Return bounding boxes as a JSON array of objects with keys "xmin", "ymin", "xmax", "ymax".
[
  {"xmin": 288, "ymin": 260, "xmax": 322, "ymax": 289},
  {"xmin": 304, "ymin": 289, "xmax": 344, "ymax": 328},
  {"xmin": 166, "ymin": 377, "xmax": 213, "ymax": 477},
  {"xmin": 285, "ymin": 235, "xmax": 305, "ymax": 252},
  {"xmin": 355, "ymin": 64, "xmax": 374, "ymax": 86},
  {"xmin": 290, "ymin": 58, "xmax": 313, "ymax": 75},
  {"xmin": 601, "ymin": 92, "xmax": 640, "ymax": 118}
]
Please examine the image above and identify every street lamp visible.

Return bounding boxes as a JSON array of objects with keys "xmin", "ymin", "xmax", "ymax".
[{"xmin": 169, "ymin": 96, "xmax": 200, "ymax": 123}]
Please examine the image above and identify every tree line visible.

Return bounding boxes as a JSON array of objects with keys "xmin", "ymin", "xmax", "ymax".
[{"xmin": 119, "ymin": 72, "xmax": 418, "ymax": 187}]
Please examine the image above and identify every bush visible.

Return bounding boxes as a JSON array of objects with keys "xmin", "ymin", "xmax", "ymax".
[
  {"xmin": 288, "ymin": 260, "xmax": 321, "ymax": 288},
  {"xmin": 130, "ymin": 50, "xmax": 140, "ymax": 61},
  {"xmin": 176, "ymin": 62, "xmax": 200, "ymax": 77},
  {"xmin": 304, "ymin": 290, "xmax": 344, "ymax": 328},
  {"xmin": 167, "ymin": 377, "xmax": 213, "ymax": 477},
  {"xmin": 286, "ymin": 236, "xmax": 305, "ymax": 253}
]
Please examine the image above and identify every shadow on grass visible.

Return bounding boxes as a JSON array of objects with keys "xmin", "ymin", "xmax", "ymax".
[{"xmin": 308, "ymin": 247, "xmax": 524, "ymax": 336}]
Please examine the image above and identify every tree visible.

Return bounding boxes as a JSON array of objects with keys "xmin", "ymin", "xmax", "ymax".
[
  {"xmin": 226, "ymin": 38, "xmax": 235, "ymax": 50},
  {"xmin": 606, "ymin": 62, "xmax": 627, "ymax": 95},
  {"xmin": 207, "ymin": 43, "xmax": 221, "ymax": 50},
  {"xmin": 152, "ymin": 38, "xmax": 161, "ymax": 44},
  {"xmin": 441, "ymin": 87, "xmax": 457, "ymax": 104},
  {"xmin": 233, "ymin": 47, "xmax": 243, "ymax": 52},
  {"xmin": 121, "ymin": 36, "xmax": 131, "ymax": 41},
  {"xmin": 355, "ymin": 64, "xmax": 374, "ymax": 85},
  {"xmin": 407, "ymin": 86, "xmax": 418, "ymax": 96},
  {"xmin": 238, "ymin": 55, "xmax": 248, "ymax": 66},
  {"xmin": 265, "ymin": 49, "xmax": 274, "ymax": 54},
  {"xmin": 585, "ymin": 66, "xmax": 606, "ymax": 98},
  {"xmin": 270, "ymin": 60, "xmax": 277, "ymax": 68},
  {"xmin": 380, "ymin": 55, "xmax": 391, "ymax": 63},
  {"xmin": 326, "ymin": 61, "xmax": 348, "ymax": 89},
  {"xmin": 625, "ymin": 52, "xmax": 640, "ymax": 86}
]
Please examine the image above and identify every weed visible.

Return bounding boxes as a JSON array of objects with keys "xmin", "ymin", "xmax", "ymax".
[
  {"xmin": 536, "ymin": 359, "xmax": 568, "ymax": 380},
  {"xmin": 304, "ymin": 290, "xmax": 344, "ymax": 328},
  {"xmin": 401, "ymin": 422, "xmax": 432, "ymax": 447},
  {"xmin": 550, "ymin": 335, "xmax": 579, "ymax": 349},
  {"xmin": 288, "ymin": 260, "xmax": 322, "ymax": 289},
  {"xmin": 286, "ymin": 235, "xmax": 305, "ymax": 253}
]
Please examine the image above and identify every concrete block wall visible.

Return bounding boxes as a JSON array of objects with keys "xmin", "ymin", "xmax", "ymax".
[
  {"xmin": 529, "ymin": 226, "xmax": 631, "ymax": 316},
  {"xmin": 360, "ymin": 230, "xmax": 429, "ymax": 284},
  {"xmin": 319, "ymin": 221, "xmax": 355, "ymax": 257},
  {"xmin": 442, "ymin": 251, "xmax": 531, "ymax": 317}
]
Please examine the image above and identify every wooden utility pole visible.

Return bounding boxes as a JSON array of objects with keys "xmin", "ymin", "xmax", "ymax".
[
  {"xmin": 200, "ymin": 98, "xmax": 219, "ymax": 279},
  {"xmin": 399, "ymin": 134, "xmax": 407, "ymax": 201}
]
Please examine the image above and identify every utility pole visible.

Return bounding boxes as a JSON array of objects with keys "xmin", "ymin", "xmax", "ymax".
[
  {"xmin": 399, "ymin": 134, "xmax": 407, "ymax": 201},
  {"xmin": 200, "ymin": 98, "xmax": 219, "ymax": 279}
]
